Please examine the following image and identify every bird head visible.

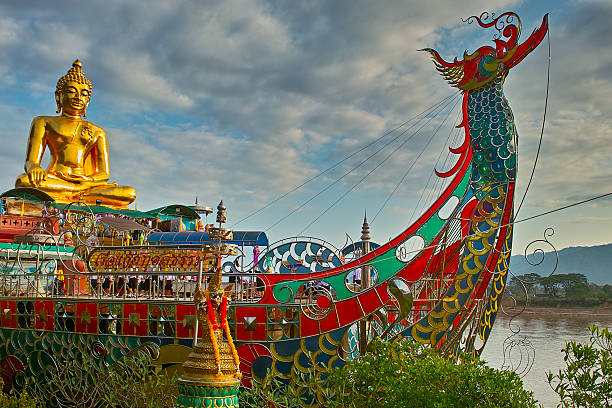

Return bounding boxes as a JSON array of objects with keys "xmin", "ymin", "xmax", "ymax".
[{"xmin": 423, "ymin": 12, "xmax": 548, "ymax": 91}]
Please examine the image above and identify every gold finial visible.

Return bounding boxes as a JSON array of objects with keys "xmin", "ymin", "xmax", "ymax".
[{"xmin": 56, "ymin": 59, "xmax": 92, "ymax": 95}]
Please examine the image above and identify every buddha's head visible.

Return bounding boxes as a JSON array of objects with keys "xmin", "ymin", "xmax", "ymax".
[{"xmin": 55, "ymin": 60, "xmax": 93, "ymax": 118}]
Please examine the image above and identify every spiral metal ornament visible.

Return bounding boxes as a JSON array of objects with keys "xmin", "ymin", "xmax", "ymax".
[
  {"xmin": 488, "ymin": 228, "xmax": 558, "ymax": 377},
  {"xmin": 522, "ymin": 227, "xmax": 558, "ymax": 278},
  {"xmin": 499, "ymin": 322, "xmax": 535, "ymax": 378},
  {"xmin": 462, "ymin": 12, "xmax": 520, "ymax": 42},
  {"xmin": 1, "ymin": 201, "xmax": 104, "ymax": 278},
  {"xmin": 300, "ymin": 281, "xmax": 336, "ymax": 320},
  {"xmin": 502, "ymin": 227, "xmax": 559, "ymax": 314}
]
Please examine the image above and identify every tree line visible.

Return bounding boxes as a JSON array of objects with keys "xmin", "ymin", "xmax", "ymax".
[{"xmin": 507, "ymin": 272, "xmax": 612, "ymax": 305}]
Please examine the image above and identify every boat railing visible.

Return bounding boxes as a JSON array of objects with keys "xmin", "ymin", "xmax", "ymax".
[{"xmin": 0, "ymin": 268, "xmax": 275, "ymax": 304}]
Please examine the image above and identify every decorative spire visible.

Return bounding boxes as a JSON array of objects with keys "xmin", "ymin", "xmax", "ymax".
[
  {"xmin": 195, "ymin": 196, "xmax": 199, "ymax": 206},
  {"xmin": 216, "ymin": 200, "xmax": 226, "ymax": 225},
  {"xmin": 361, "ymin": 210, "xmax": 370, "ymax": 242}
]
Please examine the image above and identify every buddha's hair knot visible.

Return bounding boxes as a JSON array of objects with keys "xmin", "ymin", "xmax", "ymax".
[{"xmin": 56, "ymin": 59, "xmax": 93, "ymax": 95}]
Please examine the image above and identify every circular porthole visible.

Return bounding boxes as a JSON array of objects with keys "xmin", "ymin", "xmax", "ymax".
[
  {"xmin": 395, "ymin": 235, "xmax": 425, "ymax": 263},
  {"xmin": 344, "ymin": 266, "xmax": 379, "ymax": 293},
  {"xmin": 267, "ymin": 307, "xmax": 282, "ymax": 323},
  {"xmin": 438, "ymin": 196, "xmax": 460, "ymax": 220},
  {"xmin": 267, "ymin": 324, "xmax": 283, "ymax": 341},
  {"xmin": 283, "ymin": 323, "xmax": 298, "ymax": 338}
]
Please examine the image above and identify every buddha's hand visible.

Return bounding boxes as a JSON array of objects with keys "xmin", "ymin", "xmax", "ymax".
[
  {"xmin": 56, "ymin": 170, "xmax": 92, "ymax": 183},
  {"xmin": 27, "ymin": 166, "xmax": 47, "ymax": 186},
  {"xmin": 69, "ymin": 174, "xmax": 94, "ymax": 183}
]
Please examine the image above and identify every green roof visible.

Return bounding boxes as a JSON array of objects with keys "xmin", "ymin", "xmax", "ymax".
[
  {"xmin": 146, "ymin": 204, "xmax": 200, "ymax": 220},
  {"xmin": 114, "ymin": 208, "xmax": 157, "ymax": 219},
  {"xmin": 0, "ymin": 187, "xmax": 55, "ymax": 202},
  {"xmin": 53, "ymin": 203, "xmax": 120, "ymax": 215}
]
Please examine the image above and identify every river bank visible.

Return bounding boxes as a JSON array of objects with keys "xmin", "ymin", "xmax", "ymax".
[{"xmin": 499, "ymin": 302, "xmax": 612, "ymax": 321}]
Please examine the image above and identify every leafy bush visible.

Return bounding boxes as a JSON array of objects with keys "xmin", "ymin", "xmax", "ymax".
[
  {"xmin": 99, "ymin": 352, "xmax": 179, "ymax": 408},
  {"xmin": 240, "ymin": 379, "xmax": 305, "ymax": 408},
  {"xmin": 241, "ymin": 339, "xmax": 539, "ymax": 408},
  {"xmin": 547, "ymin": 324, "xmax": 611, "ymax": 407},
  {"xmin": 25, "ymin": 349, "xmax": 178, "ymax": 407},
  {"xmin": 326, "ymin": 339, "xmax": 539, "ymax": 408},
  {"xmin": 0, "ymin": 379, "xmax": 38, "ymax": 408},
  {"xmin": 239, "ymin": 354, "xmax": 331, "ymax": 407}
]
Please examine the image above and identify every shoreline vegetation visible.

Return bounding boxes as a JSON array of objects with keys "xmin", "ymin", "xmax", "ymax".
[
  {"xmin": 500, "ymin": 299, "xmax": 612, "ymax": 320},
  {"xmin": 498, "ymin": 302, "xmax": 612, "ymax": 323},
  {"xmin": 504, "ymin": 272, "xmax": 612, "ymax": 321},
  {"xmin": 502, "ymin": 299, "xmax": 612, "ymax": 316}
]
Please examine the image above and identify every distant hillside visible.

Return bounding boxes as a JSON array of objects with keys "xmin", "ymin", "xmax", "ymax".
[{"xmin": 510, "ymin": 243, "xmax": 612, "ymax": 285}]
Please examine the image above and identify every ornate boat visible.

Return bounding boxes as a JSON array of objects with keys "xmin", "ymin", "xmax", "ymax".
[{"xmin": 0, "ymin": 11, "xmax": 548, "ymax": 406}]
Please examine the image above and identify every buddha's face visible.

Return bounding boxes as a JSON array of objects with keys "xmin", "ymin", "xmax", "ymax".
[{"xmin": 57, "ymin": 81, "xmax": 91, "ymax": 116}]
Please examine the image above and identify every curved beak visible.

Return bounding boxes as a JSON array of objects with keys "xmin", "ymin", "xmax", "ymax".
[{"xmin": 505, "ymin": 14, "xmax": 549, "ymax": 70}]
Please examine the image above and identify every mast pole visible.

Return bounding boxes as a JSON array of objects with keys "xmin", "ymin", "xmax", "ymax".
[
  {"xmin": 192, "ymin": 260, "xmax": 203, "ymax": 347},
  {"xmin": 358, "ymin": 211, "xmax": 371, "ymax": 355}
]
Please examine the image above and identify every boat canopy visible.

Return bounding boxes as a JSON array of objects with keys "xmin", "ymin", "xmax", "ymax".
[
  {"xmin": 146, "ymin": 205, "xmax": 200, "ymax": 220},
  {"xmin": 147, "ymin": 231, "xmax": 268, "ymax": 246},
  {"xmin": 341, "ymin": 241, "xmax": 381, "ymax": 255},
  {"xmin": 116, "ymin": 208, "xmax": 158, "ymax": 219},
  {"xmin": 0, "ymin": 187, "xmax": 55, "ymax": 202},
  {"xmin": 100, "ymin": 217, "xmax": 151, "ymax": 232},
  {"xmin": 51, "ymin": 203, "xmax": 156, "ymax": 219}
]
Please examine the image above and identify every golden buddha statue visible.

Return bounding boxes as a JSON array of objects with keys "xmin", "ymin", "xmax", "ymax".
[{"xmin": 15, "ymin": 60, "xmax": 136, "ymax": 208}]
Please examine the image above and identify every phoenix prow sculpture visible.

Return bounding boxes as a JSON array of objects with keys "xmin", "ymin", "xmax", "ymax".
[{"xmin": 404, "ymin": 12, "xmax": 549, "ymax": 352}]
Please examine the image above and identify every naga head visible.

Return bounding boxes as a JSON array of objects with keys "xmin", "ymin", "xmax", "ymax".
[{"xmin": 423, "ymin": 12, "xmax": 548, "ymax": 91}]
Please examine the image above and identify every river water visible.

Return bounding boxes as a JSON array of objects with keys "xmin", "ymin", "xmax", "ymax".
[{"xmin": 480, "ymin": 311, "xmax": 612, "ymax": 407}]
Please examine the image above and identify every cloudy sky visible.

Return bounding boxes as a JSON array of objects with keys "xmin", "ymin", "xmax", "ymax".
[{"xmin": 0, "ymin": 0, "xmax": 610, "ymax": 254}]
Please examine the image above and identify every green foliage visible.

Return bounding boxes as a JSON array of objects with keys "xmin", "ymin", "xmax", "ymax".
[
  {"xmin": 508, "ymin": 273, "xmax": 542, "ymax": 298},
  {"xmin": 242, "ymin": 339, "xmax": 539, "ymax": 408},
  {"xmin": 508, "ymin": 272, "xmax": 612, "ymax": 305},
  {"xmin": 588, "ymin": 283, "xmax": 612, "ymax": 301},
  {"xmin": 547, "ymin": 324, "xmax": 612, "ymax": 408},
  {"xmin": 25, "ymin": 349, "xmax": 178, "ymax": 407},
  {"xmin": 239, "ymin": 352, "xmax": 332, "ymax": 407},
  {"xmin": 564, "ymin": 282, "xmax": 590, "ymax": 300},
  {"xmin": 240, "ymin": 378, "xmax": 305, "ymax": 407},
  {"xmin": 326, "ymin": 339, "xmax": 539, "ymax": 408},
  {"xmin": 0, "ymin": 379, "xmax": 38, "ymax": 408},
  {"xmin": 99, "ymin": 352, "xmax": 179, "ymax": 408},
  {"xmin": 545, "ymin": 274, "xmax": 589, "ymax": 298}
]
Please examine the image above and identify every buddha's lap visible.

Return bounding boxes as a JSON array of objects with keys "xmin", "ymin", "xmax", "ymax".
[{"xmin": 16, "ymin": 173, "xmax": 135, "ymax": 200}]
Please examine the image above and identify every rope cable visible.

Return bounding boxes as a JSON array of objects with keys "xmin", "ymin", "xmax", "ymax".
[
  {"xmin": 231, "ymin": 91, "xmax": 460, "ymax": 227},
  {"xmin": 407, "ymin": 113, "xmax": 462, "ymax": 225},
  {"xmin": 371, "ymin": 99, "xmax": 463, "ymax": 224},
  {"xmin": 265, "ymin": 92, "xmax": 461, "ymax": 232},
  {"xmin": 515, "ymin": 27, "xmax": 551, "ymax": 216},
  {"xmin": 299, "ymin": 95, "xmax": 461, "ymax": 235}
]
